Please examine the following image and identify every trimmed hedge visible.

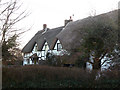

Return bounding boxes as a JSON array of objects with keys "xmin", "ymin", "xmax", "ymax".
[{"xmin": 2, "ymin": 65, "xmax": 120, "ymax": 88}]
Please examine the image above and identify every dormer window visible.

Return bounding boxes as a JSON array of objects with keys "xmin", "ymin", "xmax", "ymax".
[
  {"xmin": 41, "ymin": 41, "xmax": 49, "ymax": 60},
  {"xmin": 42, "ymin": 42, "xmax": 49, "ymax": 52},
  {"xmin": 32, "ymin": 43, "xmax": 38, "ymax": 53},
  {"xmin": 53, "ymin": 39, "xmax": 62, "ymax": 51},
  {"xmin": 57, "ymin": 43, "xmax": 62, "ymax": 51}
]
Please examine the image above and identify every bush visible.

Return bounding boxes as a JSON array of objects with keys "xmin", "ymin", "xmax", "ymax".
[
  {"xmin": 2, "ymin": 65, "xmax": 120, "ymax": 88},
  {"xmin": 3, "ymin": 65, "xmax": 95, "ymax": 88},
  {"xmin": 46, "ymin": 54, "xmax": 64, "ymax": 66}
]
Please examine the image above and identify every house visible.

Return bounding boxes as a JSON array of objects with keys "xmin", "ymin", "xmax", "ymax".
[
  {"xmin": 22, "ymin": 10, "xmax": 118, "ymax": 68},
  {"xmin": 22, "ymin": 17, "xmax": 73, "ymax": 65}
]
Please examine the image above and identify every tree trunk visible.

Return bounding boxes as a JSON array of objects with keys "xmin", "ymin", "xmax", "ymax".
[
  {"xmin": 93, "ymin": 59, "xmax": 101, "ymax": 70},
  {"xmin": 83, "ymin": 62, "xmax": 86, "ymax": 70}
]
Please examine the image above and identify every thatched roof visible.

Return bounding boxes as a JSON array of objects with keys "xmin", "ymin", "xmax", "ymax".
[
  {"xmin": 36, "ymin": 26, "xmax": 64, "ymax": 51},
  {"xmin": 22, "ymin": 26, "xmax": 64, "ymax": 53},
  {"xmin": 22, "ymin": 10, "xmax": 118, "ymax": 53},
  {"xmin": 22, "ymin": 30, "xmax": 43, "ymax": 53},
  {"xmin": 57, "ymin": 10, "xmax": 118, "ymax": 51}
]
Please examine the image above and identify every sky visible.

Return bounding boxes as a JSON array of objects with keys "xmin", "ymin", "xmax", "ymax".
[{"xmin": 19, "ymin": 0, "xmax": 119, "ymax": 49}]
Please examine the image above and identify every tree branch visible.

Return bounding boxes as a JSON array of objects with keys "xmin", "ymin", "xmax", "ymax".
[{"xmin": 1, "ymin": 0, "xmax": 30, "ymax": 44}]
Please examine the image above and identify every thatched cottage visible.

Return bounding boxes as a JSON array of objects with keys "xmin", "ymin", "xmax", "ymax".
[
  {"xmin": 22, "ymin": 10, "xmax": 118, "ymax": 66},
  {"xmin": 22, "ymin": 17, "xmax": 73, "ymax": 65}
]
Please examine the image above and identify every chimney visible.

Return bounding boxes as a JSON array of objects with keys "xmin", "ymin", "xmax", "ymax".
[
  {"xmin": 64, "ymin": 16, "xmax": 73, "ymax": 26},
  {"xmin": 43, "ymin": 24, "xmax": 47, "ymax": 30}
]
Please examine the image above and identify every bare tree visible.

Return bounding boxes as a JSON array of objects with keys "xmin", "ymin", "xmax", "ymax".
[
  {"xmin": 0, "ymin": 0, "xmax": 30, "ymax": 61},
  {"xmin": 0, "ymin": 0, "xmax": 29, "ymax": 44}
]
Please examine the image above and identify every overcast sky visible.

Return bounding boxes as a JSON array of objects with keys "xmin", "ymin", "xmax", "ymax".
[{"xmin": 19, "ymin": 0, "xmax": 119, "ymax": 49}]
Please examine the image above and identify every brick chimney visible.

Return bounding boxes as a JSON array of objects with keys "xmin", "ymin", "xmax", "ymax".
[
  {"xmin": 64, "ymin": 16, "xmax": 73, "ymax": 26},
  {"xmin": 42, "ymin": 24, "xmax": 48, "ymax": 34},
  {"xmin": 43, "ymin": 24, "xmax": 47, "ymax": 30}
]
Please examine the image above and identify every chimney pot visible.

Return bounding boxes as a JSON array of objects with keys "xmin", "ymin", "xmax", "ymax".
[
  {"xmin": 43, "ymin": 24, "xmax": 47, "ymax": 30},
  {"xmin": 64, "ymin": 16, "xmax": 73, "ymax": 26}
]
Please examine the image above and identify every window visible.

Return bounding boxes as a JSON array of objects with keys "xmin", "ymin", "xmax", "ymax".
[
  {"xmin": 44, "ymin": 43, "xmax": 49, "ymax": 52},
  {"xmin": 41, "ymin": 42, "xmax": 49, "ymax": 60},
  {"xmin": 24, "ymin": 53, "xmax": 31, "ymax": 58},
  {"xmin": 42, "ymin": 42, "xmax": 49, "ymax": 51},
  {"xmin": 32, "ymin": 43, "xmax": 38, "ymax": 53},
  {"xmin": 57, "ymin": 43, "xmax": 62, "ymax": 51},
  {"xmin": 41, "ymin": 51, "xmax": 45, "ymax": 60}
]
